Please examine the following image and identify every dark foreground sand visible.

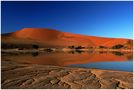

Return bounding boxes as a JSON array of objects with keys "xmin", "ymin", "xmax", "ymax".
[{"xmin": 1, "ymin": 60, "xmax": 133, "ymax": 89}]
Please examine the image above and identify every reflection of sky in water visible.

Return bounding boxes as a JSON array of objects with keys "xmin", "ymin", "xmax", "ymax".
[{"xmin": 69, "ymin": 61, "xmax": 133, "ymax": 72}]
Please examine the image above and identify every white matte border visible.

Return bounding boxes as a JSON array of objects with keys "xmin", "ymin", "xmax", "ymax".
[{"xmin": 0, "ymin": 1, "xmax": 133, "ymax": 90}]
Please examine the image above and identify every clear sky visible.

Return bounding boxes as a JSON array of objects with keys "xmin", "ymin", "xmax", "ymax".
[{"xmin": 1, "ymin": 1, "xmax": 133, "ymax": 39}]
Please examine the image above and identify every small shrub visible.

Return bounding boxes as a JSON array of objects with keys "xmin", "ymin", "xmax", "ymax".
[
  {"xmin": 32, "ymin": 45, "xmax": 39, "ymax": 49},
  {"xmin": 68, "ymin": 46, "xmax": 75, "ymax": 49},
  {"xmin": 75, "ymin": 46, "xmax": 85, "ymax": 49},
  {"xmin": 112, "ymin": 44, "xmax": 124, "ymax": 49},
  {"xmin": 18, "ymin": 48, "xmax": 24, "ymax": 50}
]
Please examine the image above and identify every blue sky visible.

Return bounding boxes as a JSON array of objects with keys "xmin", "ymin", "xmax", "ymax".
[{"xmin": 1, "ymin": 1, "xmax": 133, "ymax": 39}]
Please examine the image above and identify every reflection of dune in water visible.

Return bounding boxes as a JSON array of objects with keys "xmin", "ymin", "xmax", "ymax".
[{"xmin": 2, "ymin": 51, "xmax": 133, "ymax": 66}]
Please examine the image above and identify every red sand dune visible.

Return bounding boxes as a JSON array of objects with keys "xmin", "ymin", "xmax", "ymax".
[
  {"xmin": 12, "ymin": 28, "xmax": 62, "ymax": 41},
  {"xmin": 3, "ymin": 28, "xmax": 132, "ymax": 48}
]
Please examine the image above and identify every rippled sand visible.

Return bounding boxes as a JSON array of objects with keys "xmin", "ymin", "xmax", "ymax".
[{"xmin": 2, "ymin": 59, "xmax": 133, "ymax": 89}]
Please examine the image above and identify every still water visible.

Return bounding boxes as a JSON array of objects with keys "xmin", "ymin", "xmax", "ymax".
[{"xmin": 3, "ymin": 51, "xmax": 133, "ymax": 72}]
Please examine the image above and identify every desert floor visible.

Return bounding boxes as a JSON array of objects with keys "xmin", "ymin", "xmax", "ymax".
[{"xmin": 1, "ymin": 58, "xmax": 133, "ymax": 89}]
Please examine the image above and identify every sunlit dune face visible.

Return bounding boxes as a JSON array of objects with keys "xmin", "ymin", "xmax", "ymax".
[
  {"xmin": 86, "ymin": 37, "xmax": 129, "ymax": 47},
  {"xmin": 101, "ymin": 39, "xmax": 128, "ymax": 47},
  {"xmin": 62, "ymin": 33, "xmax": 129, "ymax": 47},
  {"xmin": 12, "ymin": 28, "xmax": 63, "ymax": 41},
  {"xmin": 8, "ymin": 28, "xmax": 132, "ymax": 48}
]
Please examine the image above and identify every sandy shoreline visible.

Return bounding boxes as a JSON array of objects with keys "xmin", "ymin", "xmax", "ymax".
[
  {"xmin": 1, "ymin": 59, "xmax": 133, "ymax": 89},
  {"xmin": 2, "ymin": 48, "xmax": 133, "ymax": 51}
]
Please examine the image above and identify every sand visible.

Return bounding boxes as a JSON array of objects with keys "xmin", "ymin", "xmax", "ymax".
[
  {"xmin": 1, "ymin": 59, "xmax": 133, "ymax": 89},
  {"xmin": 2, "ymin": 28, "xmax": 132, "ymax": 48}
]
